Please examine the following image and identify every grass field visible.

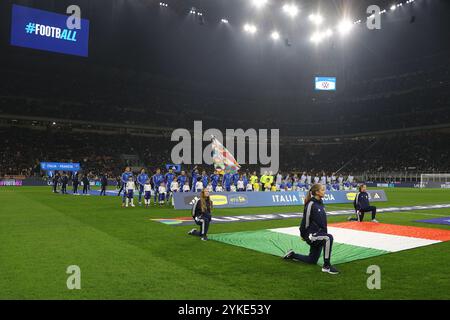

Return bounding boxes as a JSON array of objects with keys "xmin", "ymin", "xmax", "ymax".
[{"xmin": 0, "ymin": 187, "xmax": 449, "ymax": 300}]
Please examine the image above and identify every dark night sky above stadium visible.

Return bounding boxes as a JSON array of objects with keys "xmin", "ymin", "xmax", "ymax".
[{"xmin": 1, "ymin": 0, "xmax": 450, "ymax": 102}]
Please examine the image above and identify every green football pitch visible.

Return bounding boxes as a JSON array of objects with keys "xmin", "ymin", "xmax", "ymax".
[{"xmin": 0, "ymin": 187, "xmax": 449, "ymax": 300}]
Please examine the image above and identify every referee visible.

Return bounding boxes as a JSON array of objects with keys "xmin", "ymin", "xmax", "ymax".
[
  {"xmin": 283, "ymin": 183, "xmax": 340, "ymax": 275},
  {"xmin": 188, "ymin": 189, "xmax": 213, "ymax": 241}
]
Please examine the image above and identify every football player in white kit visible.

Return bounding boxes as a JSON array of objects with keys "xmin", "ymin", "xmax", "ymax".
[
  {"xmin": 195, "ymin": 180, "xmax": 204, "ymax": 192},
  {"xmin": 158, "ymin": 182, "xmax": 167, "ymax": 205},
  {"xmin": 125, "ymin": 176, "xmax": 136, "ymax": 208},
  {"xmin": 237, "ymin": 177, "xmax": 245, "ymax": 192},
  {"xmin": 144, "ymin": 180, "xmax": 152, "ymax": 208}
]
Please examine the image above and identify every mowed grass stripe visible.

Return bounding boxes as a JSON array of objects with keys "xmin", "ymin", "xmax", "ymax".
[
  {"xmin": 0, "ymin": 189, "xmax": 249, "ymax": 299},
  {"xmin": 0, "ymin": 187, "xmax": 449, "ymax": 299}
]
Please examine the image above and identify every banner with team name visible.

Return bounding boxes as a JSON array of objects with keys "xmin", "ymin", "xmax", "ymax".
[
  {"xmin": 172, "ymin": 190, "xmax": 387, "ymax": 210},
  {"xmin": 40, "ymin": 162, "xmax": 80, "ymax": 171}
]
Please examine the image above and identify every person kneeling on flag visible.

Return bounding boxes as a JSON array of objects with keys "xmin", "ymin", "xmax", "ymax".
[
  {"xmin": 188, "ymin": 189, "xmax": 213, "ymax": 241},
  {"xmin": 348, "ymin": 184, "xmax": 379, "ymax": 222},
  {"xmin": 283, "ymin": 184, "xmax": 340, "ymax": 275}
]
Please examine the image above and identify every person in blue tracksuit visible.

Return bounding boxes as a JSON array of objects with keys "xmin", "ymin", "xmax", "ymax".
[
  {"xmin": 165, "ymin": 167, "xmax": 176, "ymax": 203},
  {"xmin": 72, "ymin": 172, "xmax": 79, "ymax": 194},
  {"xmin": 223, "ymin": 172, "xmax": 232, "ymax": 191},
  {"xmin": 177, "ymin": 171, "xmax": 187, "ymax": 192},
  {"xmin": 100, "ymin": 174, "xmax": 108, "ymax": 196},
  {"xmin": 232, "ymin": 172, "xmax": 240, "ymax": 187},
  {"xmin": 152, "ymin": 168, "xmax": 164, "ymax": 205},
  {"xmin": 201, "ymin": 171, "xmax": 209, "ymax": 189},
  {"xmin": 210, "ymin": 170, "xmax": 220, "ymax": 192},
  {"xmin": 349, "ymin": 184, "xmax": 379, "ymax": 222},
  {"xmin": 188, "ymin": 189, "xmax": 213, "ymax": 241},
  {"xmin": 119, "ymin": 167, "xmax": 133, "ymax": 206},
  {"xmin": 283, "ymin": 184, "xmax": 340, "ymax": 275},
  {"xmin": 137, "ymin": 168, "xmax": 149, "ymax": 205},
  {"xmin": 242, "ymin": 173, "xmax": 249, "ymax": 188},
  {"xmin": 191, "ymin": 167, "xmax": 199, "ymax": 191}
]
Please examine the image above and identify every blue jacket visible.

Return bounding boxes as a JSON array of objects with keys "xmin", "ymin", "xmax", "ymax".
[
  {"xmin": 300, "ymin": 197, "xmax": 328, "ymax": 240},
  {"xmin": 121, "ymin": 171, "xmax": 133, "ymax": 184},
  {"xmin": 137, "ymin": 173, "xmax": 149, "ymax": 186},
  {"xmin": 354, "ymin": 191, "xmax": 370, "ymax": 210}
]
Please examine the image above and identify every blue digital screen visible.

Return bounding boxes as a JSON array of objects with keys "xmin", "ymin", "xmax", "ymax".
[
  {"xmin": 10, "ymin": 4, "xmax": 89, "ymax": 57},
  {"xmin": 40, "ymin": 162, "xmax": 81, "ymax": 171}
]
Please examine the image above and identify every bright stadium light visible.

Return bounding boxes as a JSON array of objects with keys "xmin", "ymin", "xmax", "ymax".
[
  {"xmin": 221, "ymin": 18, "xmax": 229, "ymax": 24},
  {"xmin": 338, "ymin": 19, "xmax": 353, "ymax": 35},
  {"xmin": 271, "ymin": 31, "xmax": 280, "ymax": 40},
  {"xmin": 282, "ymin": 4, "xmax": 299, "ymax": 18},
  {"xmin": 243, "ymin": 23, "xmax": 257, "ymax": 34},
  {"xmin": 390, "ymin": 5, "xmax": 397, "ymax": 11},
  {"xmin": 325, "ymin": 28, "xmax": 333, "ymax": 37},
  {"xmin": 252, "ymin": 0, "xmax": 268, "ymax": 9},
  {"xmin": 310, "ymin": 31, "xmax": 324, "ymax": 44},
  {"xmin": 159, "ymin": 2, "xmax": 168, "ymax": 7},
  {"xmin": 308, "ymin": 14, "xmax": 323, "ymax": 25}
]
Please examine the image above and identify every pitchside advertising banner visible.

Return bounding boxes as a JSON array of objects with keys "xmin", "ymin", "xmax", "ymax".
[
  {"xmin": 10, "ymin": 4, "xmax": 89, "ymax": 57},
  {"xmin": 173, "ymin": 190, "xmax": 387, "ymax": 210},
  {"xmin": 40, "ymin": 162, "xmax": 80, "ymax": 171},
  {"xmin": 315, "ymin": 77, "xmax": 336, "ymax": 91}
]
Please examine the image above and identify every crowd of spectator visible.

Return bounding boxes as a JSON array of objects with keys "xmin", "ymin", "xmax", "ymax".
[
  {"xmin": 0, "ymin": 52, "xmax": 449, "ymax": 137},
  {"xmin": 1, "ymin": 126, "xmax": 449, "ymax": 180}
]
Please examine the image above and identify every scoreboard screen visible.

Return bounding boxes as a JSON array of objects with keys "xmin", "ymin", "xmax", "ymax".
[{"xmin": 315, "ymin": 77, "xmax": 336, "ymax": 91}]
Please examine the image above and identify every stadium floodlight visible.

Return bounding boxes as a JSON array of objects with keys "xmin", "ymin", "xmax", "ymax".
[
  {"xmin": 221, "ymin": 18, "xmax": 229, "ymax": 24},
  {"xmin": 270, "ymin": 31, "xmax": 280, "ymax": 40},
  {"xmin": 308, "ymin": 14, "xmax": 323, "ymax": 25},
  {"xmin": 252, "ymin": 0, "xmax": 268, "ymax": 9},
  {"xmin": 282, "ymin": 4, "xmax": 299, "ymax": 18},
  {"xmin": 325, "ymin": 28, "xmax": 333, "ymax": 37},
  {"xmin": 338, "ymin": 19, "xmax": 353, "ymax": 35},
  {"xmin": 310, "ymin": 31, "xmax": 324, "ymax": 44},
  {"xmin": 390, "ymin": 5, "xmax": 397, "ymax": 11},
  {"xmin": 243, "ymin": 23, "xmax": 258, "ymax": 34},
  {"xmin": 159, "ymin": 2, "xmax": 168, "ymax": 7}
]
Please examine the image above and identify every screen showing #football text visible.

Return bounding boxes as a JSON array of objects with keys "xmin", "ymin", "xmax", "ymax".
[
  {"xmin": 315, "ymin": 77, "xmax": 337, "ymax": 91},
  {"xmin": 10, "ymin": 4, "xmax": 89, "ymax": 57}
]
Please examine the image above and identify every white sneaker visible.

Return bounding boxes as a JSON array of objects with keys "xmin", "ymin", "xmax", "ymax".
[{"xmin": 372, "ymin": 219, "xmax": 379, "ymax": 223}]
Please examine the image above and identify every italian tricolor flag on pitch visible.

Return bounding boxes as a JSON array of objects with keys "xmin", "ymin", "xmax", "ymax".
[{"xmin": 209, "ymin": 222, "xmax": 450, "ymax": 265}]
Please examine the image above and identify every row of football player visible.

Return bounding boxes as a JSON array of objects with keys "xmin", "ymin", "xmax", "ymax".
[{"xmin": 119, "ymin": 166, "xmax": 356, "ymax": 194}]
